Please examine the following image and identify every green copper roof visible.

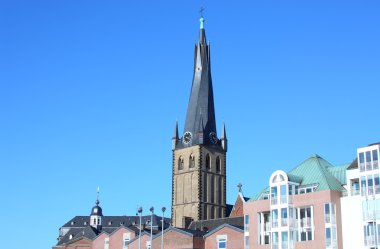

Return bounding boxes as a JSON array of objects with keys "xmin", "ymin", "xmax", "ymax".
[
  {"xmin": 250, "ymin": 154, "xmax": 347, "ymax": 201},
  {"xmin": 327, "ymin": 163, "xmax": 350, "ymax": 185},
  {"xmin": 288, "ymin": 154, "xmax": 345, "ymax": 192},
  {"xmin": 200, "ymin": 17, "xmax": 205, "ymax": 29}
]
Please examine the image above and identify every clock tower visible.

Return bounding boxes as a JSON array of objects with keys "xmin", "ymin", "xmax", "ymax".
[{"xmin": 171, "ymin": 17, "xmax": 227, "ymax": 228}]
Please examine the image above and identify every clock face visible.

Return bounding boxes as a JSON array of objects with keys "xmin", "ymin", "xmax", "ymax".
[
  {"xmin": 209, "ymin": 132, "xmax": 218, "ymax": 144},
  {"xmin": 183, "ymin": 131, "xmax": 192, "ymax": 144}
]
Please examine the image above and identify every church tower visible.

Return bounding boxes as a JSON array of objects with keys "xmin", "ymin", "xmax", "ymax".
[{"xmin": 171, "ymin": 17, "xmax": 227, "ymax": 228}]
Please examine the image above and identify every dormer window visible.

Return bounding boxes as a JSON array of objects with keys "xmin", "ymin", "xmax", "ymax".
[
  {"xmin": 69, "ymin": 234, "xmax": 73, "ymax": 240},
  {"xmin": 108, "ymin": 221, "xmax": 112, "ymax": 225},
  {"xmin": 71, "ymin": 221, "xmax": 75, "ymax": 225},
  {"xmin": 84, "ymin": 221, "xmax": 87, "ymax": 225}
]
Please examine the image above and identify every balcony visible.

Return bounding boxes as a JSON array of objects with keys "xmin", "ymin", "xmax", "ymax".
[
  {"xmin": 364, "ymin": 235, "xmax": 377, "ymax": 246},
  {"xmin": 324, "ymin": 214, "xmax": 336, "ymax": 224},
  {"xmin": 280, "ymin": 195, "xmax": 287, "ymax": 204},
  {"xmin": 301, "ymin": 218, "xmax": 311, "ymax": 227},
  {"xmin": 363, "ymin": 210, "xmax": 380, "ymax": 220},
  {"xmin": 272, "ymin": 243, "xmax": 279, "ymax": 249},
  {"xmin": 366, "ymin": 162, "xmax": 373, "ymax": 171},
  {"xmin": 271, "ymin": 197, "xmax": 278, "ymax": 205},
  {"xmin": 281, "ymin": 218, "xmax": 288, "ymax": 227},
  {"xmin": 360, "ymin": 163, "xmax": 366, "ymax": 172},
  {"xmin": 272, "ymin": 220, "xmax": 278, "ymax": 228},
  {"xmin": 374, "ymin": 160, "xmax": 379, "ymax": 170},
  {"xmin": 326, "ymin": 239, "xmax": 337, "ymax": 249},
  {"xmin": 264, "ymin": 222, "xmax": 271, "ymax": 231},
  {"xmin": 281, "ymin": 242, "xmax": 288, "ymax": 249}
]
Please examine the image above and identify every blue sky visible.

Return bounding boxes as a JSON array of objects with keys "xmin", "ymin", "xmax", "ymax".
[{"xmin": 0, "ymin": 1, "xmax": 379, "ymax": 248}]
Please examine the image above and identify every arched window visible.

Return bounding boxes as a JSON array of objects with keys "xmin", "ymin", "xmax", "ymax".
[
  {"xmin": 189, "ymin": 154, "xmax": 195, "ymax": 168},
  {"xmin": 216, "ymin": 156, "xmax": 221, "ymax": 173},
  {"xmin": 206, "ymin": 154, "xmax": 211, "ymax": 171},
  {"xmin": 178, "ymin": 156, "xmax": 184, "ymax": 170}
]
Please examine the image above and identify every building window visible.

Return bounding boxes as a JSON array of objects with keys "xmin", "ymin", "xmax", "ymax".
[
  {"xmin": 281, "ymin": 231, "xmax": 288, "ymax": 248},
  {"xmin": 244, "ymin": 214, "xmax": 250, "ymax": 249},
  {"xmin": 271, "ymin": 186, "xmax": 278, "ymax": 205},
  {"xmin": 189, "ymin": 154, "xmax": 195, "ymax": 168},
  {"xmin": 298, "ymin": 207, "xmax": 313, "ymax": 241},
  {"xmin": 146, "ymin": 240, "xmax": 151, "ymax": 249},
  {"xmin": 216, "ymin": 156, "xmax": 221, "ymax": 173},
  {"xmin": 280, "ymin": 185, "xmax": 287, "ymax": 204},
  {"xmin": 104, "ymin": 238, "xmax": 109, "ymax": 249},
  {"xmin": 123, "ymin": 233, "xmax": 130, "ymax": 248},
  {"xmin": 281, "ymin": 208, "xmax": 288, "ymax": 226},
  {"xmin": 178, "ymin": 156, "xmax": 184, "ymax": 170},
  {"xmin": 217, "ymin": 236, "xmax": 227, "ymax": 249},
  {"xmin": 366, "ymin": 151, "xmax": 372, "ymax": 171},
  {"xmin": 244, "ymin": 235, "xmax": 249, "ymax": 249},
  {"xmin": 272, "ymin": 209, "xmax": 278, "ymax": 228},
  {"xmin": 373, "ymin": 150, "xmax": 379, "ymax": 169},
  {"xmin": 244, "ymin": 214, "xmax": 250, "ymax": 231},
  {"xmin": 359, "ymin": 152, "xmax": 365, "ymax": 171},
  {"xmin": 272, "ymin": 232, "xmax": 279, "ymax": 248},
  {"xmin": 206, "ymin": 154, "xmax": 211, "ymax": 170}
]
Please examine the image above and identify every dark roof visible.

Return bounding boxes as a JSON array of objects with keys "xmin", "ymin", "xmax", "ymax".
[
  {"xmin": 347, "ymin": 158, "xmax": 358, "ymax": 170},
  {"xmin": 225, "ymin": 204, "xmax": 233, "ymax": 217},
  {"xmin": 62, "ymin": 215, "xmax": 170, "ymax": 229},
  {"xmin": 57, "ymin": 226, "xmax": 99, "ymax": 245},
  {"xmin": 188, "ymin": 216, "xmax": 244, "ymax": 232},
  {"xmin": 203, "ymin": 223, "xmax": 243, "ymax": 238},
  {"xmin": 175, "ymin": 20, "xmax": 221, "ymax": 149},
  {"xmin": 153, "ymin": 226, "xmax": 207, "ymax": 238}
]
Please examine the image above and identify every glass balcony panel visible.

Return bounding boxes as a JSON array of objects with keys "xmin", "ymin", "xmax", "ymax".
[
  {"xmin": 281, "ymin": 218, "xmax": 288, "ymax": 227},
  {"xmin": 360, "ymin": 163, "xmax": 366, "ymax": 172},
  {"xmin": 280, "ymin": 195, "xmax": 287, "ymax": 204},
  {"xmin": 374, "ymin": 160, "xmax": 379, "ymax": 169},
  {"xmin": 281, "ymin": 242, "xmax": 288, "ymax": 249},
  {"xmin": 367, "ymin": 162, "xmax": 372, "ymax": 171}
]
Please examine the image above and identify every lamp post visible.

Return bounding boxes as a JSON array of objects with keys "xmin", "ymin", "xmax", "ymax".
[
  {"xmin": 138, "ymin": 207, "xmax": 143, "ymax": 249},
  {"xmin": 161, "ymin": 207, "xmax": 166, "ymax": 249},
  {"xmin": 150, "ymin": 207, "xmax": 154, "ymax": 249}
]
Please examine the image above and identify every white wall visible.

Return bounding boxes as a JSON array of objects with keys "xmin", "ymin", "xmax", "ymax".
[{"xmin": 341, "ymin": 195, "xmax": 364, "ymax": 249}]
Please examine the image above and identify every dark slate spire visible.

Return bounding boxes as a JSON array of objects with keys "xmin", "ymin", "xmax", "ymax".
[
  {"xmin": 172, "ymin": 120, "xmax": 179, "ymax": 150},
  {"xmin": 182, "ymin": 17, "xmax": 217, "ymax": 146},
  {"xmin": 221, "ymin": 122, "xmax": 227, "ymax": 152}
]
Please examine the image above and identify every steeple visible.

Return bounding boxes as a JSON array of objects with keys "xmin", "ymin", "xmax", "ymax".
[
  {"xmin": 90, "ymin": 187, "xmax": 103, "ymax": 229},
  {"xmin": 182, "ymin": 16, "xmax": 217, "ymax": 146}
]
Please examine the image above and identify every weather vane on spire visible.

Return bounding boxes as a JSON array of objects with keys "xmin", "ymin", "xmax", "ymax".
[
  {"xmin": 96, "ymin": 186, "xmax": 100, "ymax": 205},
  {"xmin": 200, "ymin": 6, "xmax": 205, "ymax": 18}
]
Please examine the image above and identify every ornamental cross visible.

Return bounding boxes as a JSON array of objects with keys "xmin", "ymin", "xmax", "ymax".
[
  {"xmin": 237, "ymin": 182, "xmax": 242, "ymax": 193},
  {"xmin": 200, "ymin": 6, "xmax": 205, "ymax": 17}
]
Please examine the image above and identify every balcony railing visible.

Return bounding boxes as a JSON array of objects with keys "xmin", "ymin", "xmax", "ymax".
[
  {"xmin": 281, "ymin": 242, "xmax": 288, "ymax": 249},
  {"xmin": 272, "ymin": 220, "xmax": 278, "ymax": 228},
  {"xmin": 264, "ymin": 222, "xmax": 271, "ymax": 231},
  {"xmin": 367, "ymin": 162, "xmax": 373, "ymax": 171},
  {"xmin": 364, "ymin": 235, "xmax": 377, "ymax": 246},
  {"xmin": 350, "ymin": 187, "xmax": 360, "ymax": 195},
  {"xmin": 280, "ymin": 195, "xmax": 287, "ymax": 204},
  {"xmin": 360, "ymin": 163, "xmax": 366, "ymax": 172},
  {"xmin": 272, "ymin": 243, "xmax": 279, "ymax": 249},
  {"xmin": 363, "ymin": 210, "xmax": 380, "ymax": 220},
  {"xmin": 374, "ymin": 160, "xmax": 379, "ymax": 170},
  {"xmin": 301, "ymin": 218, "xmax": 311, "ymax": 227},
  {"xmin": 271, "ymin": 198, "xmax": 278, "ymax": 205},
  {"xmin": 324, "ymin": 214, "xmax": 336, "ymax": 224},
  {"xmin": 281, "ymin": 218, "xmax": 288, "ymax": 227}
]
